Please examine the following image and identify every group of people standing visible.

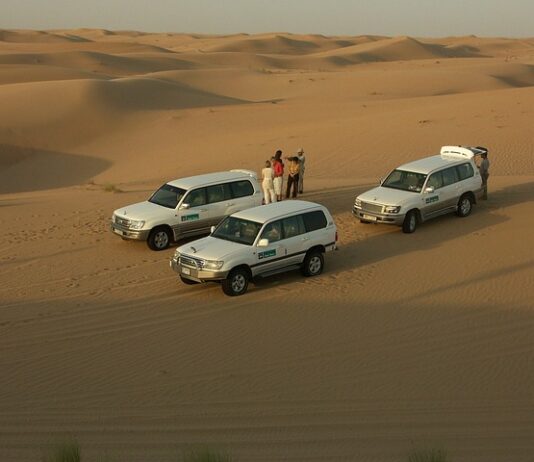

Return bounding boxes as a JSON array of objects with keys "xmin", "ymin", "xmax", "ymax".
[{"xmin": 261, "ymin": 148, "xmax": 306, "ymax": 204}]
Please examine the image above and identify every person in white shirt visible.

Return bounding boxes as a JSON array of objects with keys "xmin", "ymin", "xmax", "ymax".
[{"xmin": 261, "ymin": 160, "xmax": 277, "ymax": 204}]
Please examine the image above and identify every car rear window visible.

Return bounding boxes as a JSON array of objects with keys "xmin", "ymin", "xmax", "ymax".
[
  {"xmin": 302, "ymin": 210, "xmax": 327, "ymax": 232},
  {"xmin": 231, "ymin": 180, "xmax": 254, "ymax": 198},
  {"xmin": 456, "ymin": 163, "xmax": 474, "ymax": 181}
]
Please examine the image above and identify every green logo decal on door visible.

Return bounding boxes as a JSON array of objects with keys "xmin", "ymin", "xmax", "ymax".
[
  {"xmin": 181, "ymin": 214, "xmax": 200, "ymax": 222},
  {"xmin": 258, "ymin": 249, "xmax": 276, "ymax": 259}
]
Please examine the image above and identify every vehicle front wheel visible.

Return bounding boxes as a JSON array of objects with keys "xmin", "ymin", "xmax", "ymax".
[
  {"xmin": 402, "ymin": 210, "xmax": 418, "ymax": 233},
  {"xmin": 222, "ymin": 267, "xmax": 249, "ymax": 296},
  {"xmin": 180, "ymin": 275, "xmax": 199, "ymax": 285},
  {"xmin": 147, "ymin": 227, "xmax": 172, "ymax": 251},
  {"xmin": 456, "ymin": 194, "xmax": 473, "ymax": 217},
  {"xmin": 301, "ymin": 250, "xmax": 324, "ymax": 277}
]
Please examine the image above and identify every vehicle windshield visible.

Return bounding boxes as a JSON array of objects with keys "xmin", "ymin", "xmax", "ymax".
[
  {"xmin": 382, "ymin": 169, "xmax": 427, "ymax": 193},
  {"xmin": 149, "ymin": 184, "xmax": 186, "ymax": 209},
  {"xmin": 212, "ymin": 216, "xmax": 262, "ymax": 246}
]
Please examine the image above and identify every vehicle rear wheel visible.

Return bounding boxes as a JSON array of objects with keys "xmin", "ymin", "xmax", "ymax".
[
  {"xmin": 222, "ymin": 267, "xmax": 249, "ymax": 296},
  {"xmin": 147, "ymin": 227, "xmax": 171, "ymax": 251},
  {"xmin": 456, "ymin": 194, "xmax": 473, "ymax": 217},
  {"xmin": 301, "ymin": 250, "xmax": 324, "ymax": 277},
  {"xmin": 180, "ymin": 275, "xmax": 199, "ymax": 285},
  {"xmin": 402, "ymin": 210, "xmax": 418, "ymax": 233}
]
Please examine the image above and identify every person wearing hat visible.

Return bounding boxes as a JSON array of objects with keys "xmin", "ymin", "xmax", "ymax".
[{"xmin": 296, "ymin": 148, "xmax": 306, "ymax": 194}]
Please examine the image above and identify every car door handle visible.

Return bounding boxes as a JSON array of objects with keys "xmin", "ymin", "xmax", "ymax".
[
  {"xmin": 198, "ymin": 208, "xmax": 208, "ymax": 212},
  {"xmin": 225, "ymin": 202, "xmax": 234, "ymax": 206}
]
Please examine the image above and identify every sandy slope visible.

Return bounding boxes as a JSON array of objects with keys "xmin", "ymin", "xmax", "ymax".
[{"xmin": 0, "ymin": 30, "xmax": 533, "ymax": 462}]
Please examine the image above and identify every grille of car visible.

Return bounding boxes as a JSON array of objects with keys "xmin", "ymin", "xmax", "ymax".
[
  {"xmin": 114, "ymin": 215, "xmax": 131, "ymax": 227},
  {"xmin": 361, "ymin": 202, "xmax": 383, "ymax": 214},
  {"xmin": 179, "ymin": 255, "xmax": 204, "ymax": 268}
]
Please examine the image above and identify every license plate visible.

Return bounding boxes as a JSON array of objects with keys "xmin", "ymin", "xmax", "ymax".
[
  {"xmin": 362, "ymin": 214, "xmax": 377, "ymax": 221},
  {"xmin": 113, "ymin": 227, "xmax": 125, "ymax": 236},
  {"xmin": 181, "ymin": 267, "xmax": 191, "ymax": 275}
]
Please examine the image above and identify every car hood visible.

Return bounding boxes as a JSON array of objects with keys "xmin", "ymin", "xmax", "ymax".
[
  {"xmin": 177, "ymin": 236, "xmax": 247, "ymax": 261},
  {"xmin": 357, "ymin": 186, "xmax": 420, "ymax": 205},
  {"xmin": 113, "ymin": 201, "xmax": 171, "ymax": 221}
]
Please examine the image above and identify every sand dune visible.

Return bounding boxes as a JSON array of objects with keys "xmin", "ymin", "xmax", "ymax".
[{"xmin": 0, "ymin": 30, "xmax": 533, "ymax": 462}]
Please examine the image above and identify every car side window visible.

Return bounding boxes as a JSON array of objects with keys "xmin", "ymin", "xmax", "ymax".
[
  {"xmin": 281, "ymin": 215, "xmax": 305, "ymax": 239},
  {"xmin": 302, "ymin": 211, "xmax": 327, "ymax": 232},
  {"xmin": 260, "ymin": 220, "xmax": 282, "ymax": 243},
  {"xmin": 185, "ymin": 188, "xmax": 207, "ymax": 207},
  {"xmin": 207, "ymin": 183, "xmax": 232, "ymax": 204},
  {"xmin": 456, "ymin": 163, "xmax": 474, "ymax": 181},
  {"xmin": 230, "ymin": 180, "xmax": 254, "ymax": 198},
  {"xmin": 427, "ymin": 171, "xmax": 444, "ymax": 190},
  {"xmin": 442, "ymin": 167, "xmax": 459, "ymax": 187}
]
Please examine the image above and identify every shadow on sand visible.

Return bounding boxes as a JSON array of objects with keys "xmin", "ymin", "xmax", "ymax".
[
  {"xmin": 0, "ymin": 144, "xmax": 111, "ymax": 194},
  {"xmin": 252, "ymin": 179, "xmax": 534, "ymax": 292}
]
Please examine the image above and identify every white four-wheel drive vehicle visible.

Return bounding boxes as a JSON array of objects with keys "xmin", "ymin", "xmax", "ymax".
[
  {"xmin": 111, "ymin": 170, "xmax": 263, "ymax": 250},
  {"xmin": 170, "ymin": 200, "xmax": 338, "ymax": 296},
  {"xmin": 353, "ymin": 146, "xmax": 486, "ymax": 233}
]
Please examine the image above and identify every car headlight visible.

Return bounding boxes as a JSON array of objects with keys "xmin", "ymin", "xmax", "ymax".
[
  {"xmin": 129, "ymin": 220, "xmax": 145, "ymax": 230},
  {"xmin": 202, "ymin": 260, "xmax": 224, "ymax": 270},
  {"xmin": 384, "ymin": 205, "xmax": 401, "ymax": 214},
  {"xmin": 354, "ymin": 198, "xmax": 362, "ymax": 207}
]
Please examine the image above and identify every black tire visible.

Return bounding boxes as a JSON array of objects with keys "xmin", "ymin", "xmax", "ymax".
[
  {"xmin": 180, "ymin": 275, "xmax": 199, "ymax": 285},
  {"xmin": 402, "ymin": 210, "xmax": 418, "ymax": 234},
  {"xmin": 301, "ymin": 250, "xmax": 324, "ymax": 277},
  {"xmin": 456, "ymin": 194, "xmax": 473, "ymax": 217},
  {"xmin": 360, "ymin": 219, "xmax": 371, "ymax": 224},
  {"xmin": 222, "ymin": 267, "xmax": 249, "ymax": 296},
  {"xmin": 147, "ymin": 227, "xmax": 172, "ymax": 251}
]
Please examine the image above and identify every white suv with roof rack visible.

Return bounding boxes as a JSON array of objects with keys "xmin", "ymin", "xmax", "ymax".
[
  {"xmin": 170, "ymin": 200, "xmax": 338, "ymax": 296},
  {"xmin": 353, "ymin": 146, "xmax": 486, "ymax": 233},
  {"xmin": 111, "ymin": 170, "xmax": 263, "ymax": 250}
]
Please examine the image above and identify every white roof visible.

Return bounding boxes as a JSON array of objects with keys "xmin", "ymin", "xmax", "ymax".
[
  {"xmin": 167, "ymin": 170, "xmax": 256, "ymax": 190},
  {"xmin": 398, "ymin": 146, "xmax": 479, "ymax": 174},
  {"xmin": 233, "ymin": 200, "xmax": 324, "ymax": 224}
]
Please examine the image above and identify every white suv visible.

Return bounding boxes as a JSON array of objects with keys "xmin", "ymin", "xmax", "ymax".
[
  {"xmin": 170, "ymin": 200, "xmax": 338, "ymax": 296},
  {"xmin": 111, "ymin": 170, "xmax": 263, "ymax": 250},
  {"xmin": 353, "ymin": 146, "xmax": 486, "ymax": 233}
]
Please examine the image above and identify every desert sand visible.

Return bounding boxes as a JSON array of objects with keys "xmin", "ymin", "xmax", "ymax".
[{"xmin": 0, "ymin": 30, "xmax": 533, "ymax": 461}]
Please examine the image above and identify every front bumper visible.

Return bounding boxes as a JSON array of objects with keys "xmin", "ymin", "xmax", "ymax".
[
  {"xmin": 110, "ymin": 222, "xmax": 150, "ymax": 241},
  {"xmin": 170, "ymin": 255, "xmax": 229, "ymax": 282},
  {"xmin": 352, "ymin": 206, "xmax": 405, "ymax": 226}
]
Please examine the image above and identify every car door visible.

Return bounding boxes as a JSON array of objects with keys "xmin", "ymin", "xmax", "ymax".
[
  {"xmin": 228, "ymin": 180, "xmax": 257, "ymax": 215},
  {"xmin": 279, "ymin": 214, "xmax": 308, "ymax": 266},
  {"xmin": 439, "ymin": 166, "xmax": 461, "ymax": 210},
  {"xmin": 178, "ymin": 187, "xmax": 211, "ymax": 235},
  {"xmin": 421, "ymin": 170, "xmax": 444, "ymax": 219},
  {"xmin": 253, "ymin": 220, "xmax": 287, "ymax": 276},
  {"xmin": 206, "ymin": 183, "xmax": 233, "ymax": 227}
]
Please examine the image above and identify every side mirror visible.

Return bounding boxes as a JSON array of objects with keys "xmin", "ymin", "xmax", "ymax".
[
  {"xmin": 425, "ymin": 186, "xmax": 434, "ymax": 193},
  {"xmin": 210, "ymin": 226, "xmax": 216, "ymax": 234},
  {"xmin": 257, "ymin": 238, "xmax": 269, "ymax": 247},
  {"xmin": 180, "ymin": 203, "xmax": 190, "ymax": 210}
]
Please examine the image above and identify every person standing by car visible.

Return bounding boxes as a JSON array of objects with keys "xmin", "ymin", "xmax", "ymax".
[
  {"xmin": 296, "ymin": 148, "xmax": 306, "ymax": 194},
  {"xmin": 286, "ymin": 156, "xmax": 300, "ymax": 199},
  {"xmin": 273, "ymin": 150, "xmax": 284, "ymax": 201},
  {"xmin": 261, "ymin": 160, "xmax": 276, "ymax": 204},
  {"xmin": 478, "ymin": 151, "xmax": 490, "ymax": 200}
]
